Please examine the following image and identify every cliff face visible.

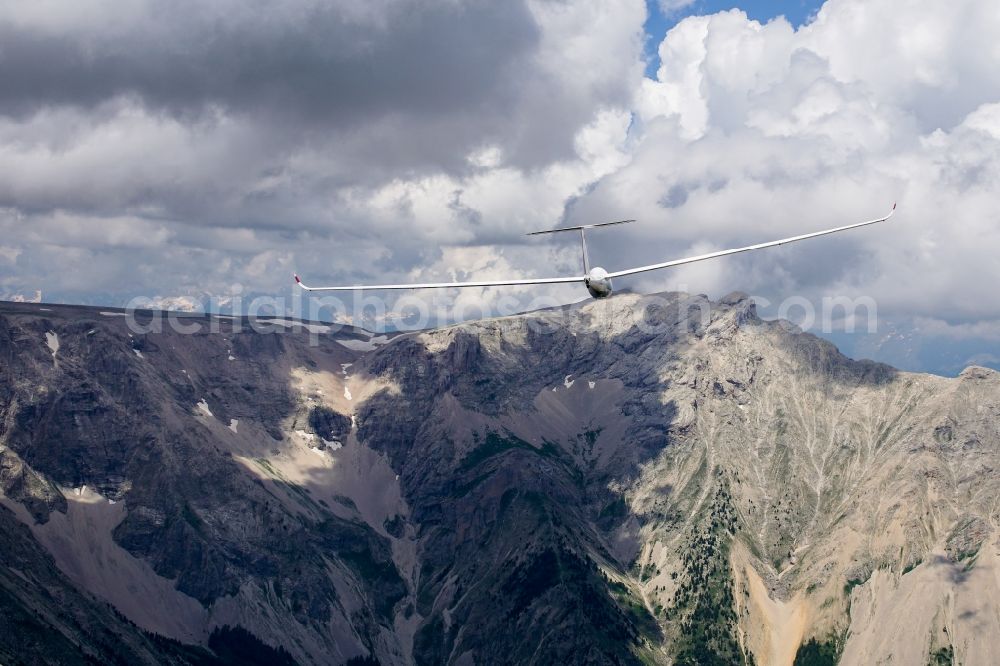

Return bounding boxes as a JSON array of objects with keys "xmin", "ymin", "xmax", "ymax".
[{"xmin": 1, "ymin": 294, "xmax": 998, "ymax": 665}]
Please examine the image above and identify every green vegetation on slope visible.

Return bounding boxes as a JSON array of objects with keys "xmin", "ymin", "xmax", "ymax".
[
  {"xmin": 793, "ymin": 637, "xmax": 839, "ymax": 666},
  {"xmin": 928, "ymin": 644, "xmax": 955, "ymax": 666},
  {"xmin": 666, "ymin": 484, "xmax": 752, "ymax": 666},
  {"xmin": 459, "ymin": 431, "xmax": 560, "ymax": 471},
  {"xmin": 208, "ymin": 625, "xmax": 297, "ymax": 666}
]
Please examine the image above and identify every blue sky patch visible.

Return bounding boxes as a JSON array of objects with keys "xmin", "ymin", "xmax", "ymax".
[{"xmin": 644, "ymin": 0, "xmax": 825, "ymax": 77}]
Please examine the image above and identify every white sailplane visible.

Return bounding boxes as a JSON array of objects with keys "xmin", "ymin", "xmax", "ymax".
[{"xmin": 295, "ymin": 204, "xmax": 896, "ymax": 300}]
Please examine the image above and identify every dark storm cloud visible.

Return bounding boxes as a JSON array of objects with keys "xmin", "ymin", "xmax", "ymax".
[
  {"xmin": 0, "ymin": 0, "xmax": 648, "ymax": 306},
  {"xmin": 0, "ymin": 0, "xmax": 626, "ymax": 172},
  {"xmin": 0, "ymin": 1, "xmax": 536, "ymax": 121}
]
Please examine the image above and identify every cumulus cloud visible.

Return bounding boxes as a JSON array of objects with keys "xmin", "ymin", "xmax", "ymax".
[
  {"xmin": 585, "ymin": 0, "xmax": 1000, "ymax": 335},
  {"xmin": 0, "ymin": 0, "xmax": 646, "ymax": 307},
  {"xmin": 1, "ymin": 0, "xmax": 999, "ymax": 370}
]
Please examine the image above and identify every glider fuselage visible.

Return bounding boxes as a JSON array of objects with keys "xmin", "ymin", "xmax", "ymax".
[{"xmin": 585, "ymin": 267, "xmax": 613, "ymax": 298}]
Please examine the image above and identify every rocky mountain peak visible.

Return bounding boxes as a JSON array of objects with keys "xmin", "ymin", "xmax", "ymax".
[{"xmin": 0, "ymin": 296, "xmax": 998, "ymax": 665}]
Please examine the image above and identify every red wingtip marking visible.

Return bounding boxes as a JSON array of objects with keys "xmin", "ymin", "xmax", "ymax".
[
  {"xmin": 892, "ymin": 202, "xmax": 896, "ymax": 209},
  {"xmin": 294, "ymin": 274, "xmax": 301, "ymax": 284}
]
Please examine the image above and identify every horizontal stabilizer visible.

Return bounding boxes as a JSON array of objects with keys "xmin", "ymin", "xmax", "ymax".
[{"xmin": 526, "ymin": 219, "xmax": 635, "ymax": 236}]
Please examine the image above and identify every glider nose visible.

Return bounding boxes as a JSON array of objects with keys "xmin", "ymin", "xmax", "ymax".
[{"xmin": 585, "ymin": 267, "xmax": 613, "ymax": 299}]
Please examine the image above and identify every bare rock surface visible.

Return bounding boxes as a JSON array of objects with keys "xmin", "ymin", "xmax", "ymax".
[{"xmin": 1, "ymin": 295, "xmax": 998, "ymax": 665}]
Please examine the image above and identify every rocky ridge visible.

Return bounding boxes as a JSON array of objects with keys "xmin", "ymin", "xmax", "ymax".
[{"xmin": 1, "ymin": 294, "xmax": 998, "ymax": 665}]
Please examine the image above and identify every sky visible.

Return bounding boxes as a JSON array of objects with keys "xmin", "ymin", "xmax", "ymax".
[
  {"xmin": 643, "ymin": 1, "xmax": 822, "ymax": 75},
  {"xmin": 2, "ymin": 0, "xmax": 1000, "ymax": 375}
]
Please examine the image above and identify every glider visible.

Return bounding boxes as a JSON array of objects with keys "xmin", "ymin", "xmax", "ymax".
[{"xmin": 295, "ymin": 204, "xmax": 896, "ymax": 300}]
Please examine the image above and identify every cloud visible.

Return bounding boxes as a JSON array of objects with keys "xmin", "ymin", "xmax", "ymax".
[
  {"xmin": 658, "ymin": 0, "xmax": 698, "ymax": 16},
  {"xmin": 0, "ymin": 0, "xmax": 646, "ymax": 307},
  {"xmin": 0, "ymin": 2, "xmax": 536, "ymax": 124},
  {"xmin": 0, "ymin": 0, "xmax": 644, "ymax": 175},
  {"xmin": 1, "ymin": 0, "xmax": 1000, "ymax": 361},
  {"xmin": 581, "ymin": 1, "xmax": 1000, "ymax": 332}
]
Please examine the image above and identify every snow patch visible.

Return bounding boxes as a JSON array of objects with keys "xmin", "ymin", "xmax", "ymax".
[
  {"xmin": 322, "ymin": 439, "xmax": 343, "ymax": 452},
  {"xmin": 336, "ymin": 336, "xmax": 389, "ymax": 352},
  {"xmin": 99, "ymin": 311, "xmax": 127, "ymax": 317},
  {"xmin": 39, "ymin": 307, "xmax": 51, "ymax": 311},
  {"xmin": 196, "ymin": 399, "xmax": 213, "ymax": 417},
  {"xmin": 588, "ymin": 380, "xmax": 596, "ymax": 389},
  {"xmin": 257, "ymin": 318, "xmax": 331, "ymax": 334},
  {"xmin": 344, "ymin": 385, "xmax": 353, "ymax": 400},
  {"xmin": 228, "ymin": 419, "xmax": 239, "ymax": 433},
  {"xmin": 310, "ymin": 446, "xmax": 329, "ymax": 458},
  {"xmin": 295, "ymin": 430, "xmax": 317, "ymax": 442},
  {"xmin": 564, "ymin": 374, "xmax": 575, "ymax": 389},
  {"xmin": 45, "ymin": 331, "xmax": 59, "ymax": 363},
  {"xmin": 133, "ymin": 349, "xmax": 143, "ymax": 359}
]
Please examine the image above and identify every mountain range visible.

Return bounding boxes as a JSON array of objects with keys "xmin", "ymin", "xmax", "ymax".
[{"xmin": 1, "ymin": 292, "xmax": 997, "ymax": 665}]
